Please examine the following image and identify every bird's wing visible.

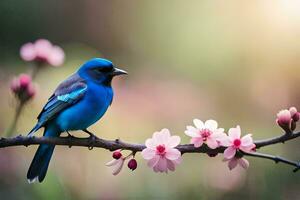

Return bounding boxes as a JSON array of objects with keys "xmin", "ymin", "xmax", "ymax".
[{"xmin": 28, "ymin": 74, "xmax": 87, "ymax": 135}]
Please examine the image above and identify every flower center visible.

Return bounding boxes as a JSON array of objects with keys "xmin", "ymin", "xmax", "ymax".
[
  {"xmin": 156, "ymin": 145, "xmax": 166, "ymax": 155},
  {"xmin": 233, "ymin": 139, "xmax": 241, "ymax": 147},
  {"xmin": 199, "ymin": 129, "xmax": 212, "ymax": 141}
]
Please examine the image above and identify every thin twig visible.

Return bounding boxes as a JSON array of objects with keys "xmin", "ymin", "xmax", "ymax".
[{"xmin": 243, "ymin": 151, "xmax": 300, "ymax": 172}]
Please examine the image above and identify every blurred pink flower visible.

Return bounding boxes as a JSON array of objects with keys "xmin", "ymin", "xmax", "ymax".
[
  {"xmin": 10, "ymin": 74, "xmax": 36, "ymax": 103},
  {"xmin": 185, "ymin": 119, "xmax": 226, "ymax": 149},
  {"xmin": 141, "ymin": 129, "xmax": 181, "ymax": 173},
  {"xmin": 221, "ymin": 126, "xmax": 255, "ymax": 159},
  {"xmin": 223, "ymin": 157, "xmax": 249, "ymax": 170},
  {"xmin": 20, "ymin": 39, "xmax": 65, "ymax": 67}
]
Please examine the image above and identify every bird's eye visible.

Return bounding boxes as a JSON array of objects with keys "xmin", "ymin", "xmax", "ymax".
[{"xmin": 94, "ymin": 67, "xmax": 113, "ymax": 73}]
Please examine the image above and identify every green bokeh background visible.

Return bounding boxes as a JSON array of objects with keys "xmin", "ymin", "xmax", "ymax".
[{"xmin": 0, "ymin": 1, "xmax": 300, "ymax": 199}]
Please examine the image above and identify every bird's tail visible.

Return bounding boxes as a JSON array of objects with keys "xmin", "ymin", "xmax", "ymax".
[{"xmin": 27, "ymin": 125, "xmax": 60, "ymax": 183}]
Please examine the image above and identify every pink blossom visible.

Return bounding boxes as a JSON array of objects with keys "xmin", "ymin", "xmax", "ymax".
[
  {"xmin": 221, "ymin": 126, "xmax": 255, "ymax": 159},
  {"xmin": 20, "ymin": 39, "xmax": 65, "ymax": 67},
  {"xmin": 106, "ymin": 157, "xmax": 125, "ymax": 176},
  {"xmin": 10, "ymin": 74, "xmax": 36, "ymax": 103},
  {"xmin": 141, "ymin": 129, "xmax": 181, "ymax": 173},
  {"xmin": 223, "ymin": 157, "xmax": 249, "ymax": 170},
  {"xmin": 185, "ymin": 119, "xmax": 226, "ymax": 149}
]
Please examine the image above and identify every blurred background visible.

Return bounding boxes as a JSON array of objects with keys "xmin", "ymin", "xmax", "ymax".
[{"xmin": 0, "ymin": 0, "xmax": 300, "ymax": 199}]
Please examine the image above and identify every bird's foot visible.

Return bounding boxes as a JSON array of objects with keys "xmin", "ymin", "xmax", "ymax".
[
  {"xmin": 66, "ymin": 131, "xmax": 75, "ymax": 138},
  {"xmin": 83, "ymin": 129, "xmax": 99, "ymax": 139},
  {"xmin": 66, "ymin": 131, "xmax": 75, "ymax": 148},
  {"xmin": 83, "ymin": 129, "xmax": 98, "ymax": 150}
]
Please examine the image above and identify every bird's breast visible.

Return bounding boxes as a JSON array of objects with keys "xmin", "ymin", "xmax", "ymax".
[{"xmin": 56, "ymin": 84, "xmax": 113, "ymax": 131}]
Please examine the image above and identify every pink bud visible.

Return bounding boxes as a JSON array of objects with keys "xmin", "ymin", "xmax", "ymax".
[
  {"xmin": 276, "ymin": 109, "xmax": 292, "ymax": 131},
  {"xmin": 19, "ymin": 74, "xmax": 32, "ymax": 88},
  {"xmin": 112, "ymin": 150, "xmax": 122, "ymax": 159},
  {"xmin": 127, "ymin": 159, "xmax": 137, "ymax": 171},
  {"xmin": 293, "ymin": 112, "xmax": 300, "ymax": 122},
  {"xmin": 289, "ymin": 107, "xmax": 297, "ymax": 116}
]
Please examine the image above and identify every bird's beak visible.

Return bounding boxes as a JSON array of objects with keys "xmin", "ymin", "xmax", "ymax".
[{"xmin": 112, "ymin": 68, "xmax": 128, "ymax": 76}]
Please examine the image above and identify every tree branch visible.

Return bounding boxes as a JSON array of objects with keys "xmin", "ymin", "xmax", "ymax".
[
  {"xmin": 0, "ymin": 131, "xmax": 299, "ymax": 171},
  {"xmin": 243, "ymin": 152, "xmax": 300, "ymax": 172}
]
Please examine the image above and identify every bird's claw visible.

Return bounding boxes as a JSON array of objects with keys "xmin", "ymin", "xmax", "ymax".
[
  {"xmin": 66, "ymin": 131, "xmax": 74, "ymax": 138},
  {"xmin": 88, "ymin": 135, "xmax": 97, "ymax": 150},
  {"xmin": 82, "ymin": 129, "xmax": 99, "ymax": 150},
  {"xmin": 66, "ymin": 131, "xmax": 74, "ymax": 148}
]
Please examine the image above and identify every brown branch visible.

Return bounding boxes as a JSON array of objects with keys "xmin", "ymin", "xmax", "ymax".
[{"xmin": 0, "ymin": 131, "xmax": 299, "ymax": 171}]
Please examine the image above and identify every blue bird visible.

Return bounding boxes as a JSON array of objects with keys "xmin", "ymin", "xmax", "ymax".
[{"xmin": 27, "ymin": 58, "xmax": 127, "ymax": 183}]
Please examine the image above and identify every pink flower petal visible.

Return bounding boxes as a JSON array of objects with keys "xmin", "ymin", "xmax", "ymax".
[
  {"xmin": 153, "ymin": 129, "xmax": 170, "ymax": 144},
  {"xmin": 167, "ymin": 135, "xmax": 181, "ymax": 148},
  {"xmin": 191, "ymin": 137, "xmax": 203, "ymax": 148},
  {"xmin": 111, "ymin": 159, "xmax": 124, "ymax": 176},
  {"xmin": 145, "ymin": 138, "xmax": 156, "ymax": 149},
  {"xmin": 167, "ymin": 160, "xmax": 176, "ymax": 171},
  {"xmin": 184, "ymin": 126, "xmax": 198, "ymax": 137},
  {"xmin": 193, "ymin": 119, "xmax": 204, "ymax": 129},
  {"xmin": 153, "ymin": 165, "xmax": 159, "ymax": 172},
  {"xmin": 239, "ymin": 144, "xmax": 255, "ymax": 153},
  {"xmin": 48, "ymin": 46, "xmax": 65, "ymax": 66},
  {"xmin": 34, "ymin": 39, "xmax": 52, "ymax": 59},
  {"xmin": 217, "ymin": 134, "xmax": 231, "ymax": 146},
  {"xmin": 106, "ymin": 159, "xmax": 119, "ymax": 166},
  {"xmin": 224, "ymin": 146, "xmax": 236, "ymax": 159},
  {"xmin": 238, "ymin": 158, "xmax": 249, "ymax": 169},
  {"xmin": 228, "ymin": 158, "xmax": 238, "ymax": 170},
  {"xmin": 20, "ymin": 43, "xmax": 36, "ymax": 61},
  {"xmin": 206, "ymin": 137, "xmax": 219, "ymax": 149},
  {"xmin": 156, "ymin": 157, "xmax": 168, "ymax": 172},
  {"xmin": 228, "ymin": 126, "xmax": 241, "ymax": 139},
  {"xmin": 204, "ymin": 120, "xmax": 218, "ymax": 130},
  {"xmin": 147, "ymin": 155, "xmax": 160, "ymax": 168},
  {"xmin": 165, "ymin": 149, "xmax": 181, "ymax": 160},
  {"xmin": 173, "ymin": 156, "xmax": 182, "ymax": 164},
  {"xmin": 241, "ymin": 134, "xmax": 254, "ymax": 146},
  {"xmin": 141, "ymin": 148, "xmax": 156, "ymax": 160}
]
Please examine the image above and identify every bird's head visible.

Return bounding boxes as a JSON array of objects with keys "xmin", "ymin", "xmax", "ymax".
[{"xmin": 78, "ymin": 58, "xmax": 127, "ymax": 85}]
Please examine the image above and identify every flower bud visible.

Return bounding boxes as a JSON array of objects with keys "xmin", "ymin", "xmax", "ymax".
[
  {"xmin": 292, "ymin": 112, "xmax": 300, "ymax": 122},
  {"xmin": 276, "ymin": 110, "xmax": 292, "ymax": 132},
  {"xmin": 10, "ymin": 74, "xmax": 35, "ymax": 103},
  {"xmin": 289, "ymin": 107, "xmax": 300, "ymax": 123},
  {"xmin": 112, "ymin": 150, "xmax": 122, "ymax": 159},
  {"xmin": 127, "ymin": 159, "xmax": 137, "ymax": 171},
  {"xmin": 289, "ymin": 107, "xmax": 297, "ymax": 116},
  {"xmin": 19, "ymin": 74, "xmax": 31, "ymax": 88}
]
